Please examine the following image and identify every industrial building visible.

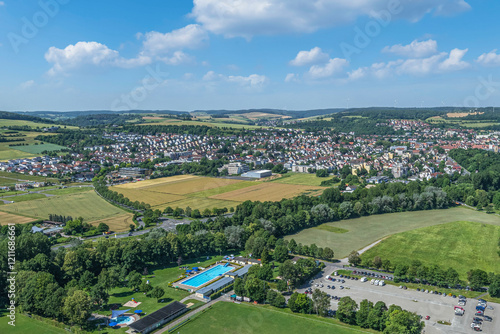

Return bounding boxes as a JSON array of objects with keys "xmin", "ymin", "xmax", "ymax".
[{"xmin": 241, "ymin": 170, "xmax": 272, "ymax": 179}]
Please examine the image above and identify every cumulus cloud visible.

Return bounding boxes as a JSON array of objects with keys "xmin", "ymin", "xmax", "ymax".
[
  {"xmin": 438, "ymin": 48, "xmax": 469, "ymax": 71},
  {"xmin": 284, "ymin": 73, "xmax": 299, "ymax": 83},
  {"xmin": 476, "ymin": 50, "xmax": 500, "ymax": 67},
  {"xmin": 191, "ymin": 0, "xmax": 470, "ymax": 38},
  {"xmin": 307, "ymin": 58, "xmax": 349, "ymax": 79},
  {"xmin": 139, "ymin": 24, "xmax": 208, "ymax": 56},
  {"xmin": 203, "ymin": 70, "xmax": 268, "ymax": 87},
  {"xmin": 290, "ymin": 47, "xmax": 329, "ymax": 66},
  {"xmin": 382, "ymin": 39, "xmax": 438, "ymax": 58},
  {"xmin": 349, "ymin": 48, "xmax": 470, "ymax": 80},
  {"xmin": 45, "ymin": 41, "xmax": 151, "ymax": 75},
  {"xmin": 20, "ymin": 80, "xmax": 35, "ymax": 89}
]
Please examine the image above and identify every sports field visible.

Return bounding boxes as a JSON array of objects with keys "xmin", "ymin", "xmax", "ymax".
[
  {"xmin": 0, "ymin": 311, "xmax": 66, "ymax": 334},
  {"xmin": 360, "ymin": 221, "xmax": 500, "ymax": 279},
  {"xmin": 111, "ymin": 175, "xmax": 324, "ymax": 211},
  {"xmin": 0, "ymin": 190, "xmax": 131, "ymax": 230},
  {"xmin": 176, "ymin": 302, "xmax": 371, "ymax": 334},
  {"xmin": 285, "ymin": 207, "xmax": 500, "ymax": 258}
]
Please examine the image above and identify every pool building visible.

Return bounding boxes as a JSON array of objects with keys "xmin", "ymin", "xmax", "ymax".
[
  {"xmin": 195, "ymin": 264, "xmax": 253, "ymax": 299},
  {"xmin": 128, "ymin": 301, "xmax": 187, "ymax": 334}
]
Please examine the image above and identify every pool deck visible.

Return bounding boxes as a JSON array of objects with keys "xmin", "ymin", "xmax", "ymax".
[{"xmin": 174, "ymin": 262, "xmax": 239, "ymax": 292}]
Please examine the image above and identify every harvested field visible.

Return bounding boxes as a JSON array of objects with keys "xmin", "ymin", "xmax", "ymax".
[
  {"xmin": 111, "ymin": 187, "xmax": 185, "ymax": 206},
  {"xmin": 212, "ymin": 183, "xmax": 324, "ymax": 202},
  {"xmin": 0, "ymin": 211, "xmax": 36, "ymax": 224},
  {"xmin": 90, "ymin": 213, "xmax": 134, "ymax": 232},
  {"xmin": 113, "ymin": 175, "xmax": 198, "ymax": 189},
  {"xmin": 146, "ymin": 177, "xmax": 242, "ymax": 195}
]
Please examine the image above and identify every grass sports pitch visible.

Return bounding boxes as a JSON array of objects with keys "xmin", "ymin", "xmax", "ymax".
[
  {"xmin": 175, "ymin": 302, "xmax": 371, "ymax": 334},
  {"xmin": 360, "ymin": 221, "xmax": 500, "ymax": 279},
  {"xmin": 285, "ymin": 207, "xmax": 500, "ymax": 258}
]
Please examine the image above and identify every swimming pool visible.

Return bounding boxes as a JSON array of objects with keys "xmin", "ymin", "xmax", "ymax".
[
  {"xmin": 183, "ymin": 264, "xmax": 234, "ymax": 287},
  {"xmin": 111, "ymin": 315, "xmax": 134, "ymax": 325}
]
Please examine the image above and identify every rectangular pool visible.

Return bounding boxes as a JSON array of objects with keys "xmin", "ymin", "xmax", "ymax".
[{"xmin": 183, "ymin": 264, "xmax": 234, "ymax": 287}]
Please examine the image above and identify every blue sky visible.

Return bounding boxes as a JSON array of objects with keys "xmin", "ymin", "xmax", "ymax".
[{"xmin": 1, "ymin": 0, "xmax": 500, "ymax": 111}]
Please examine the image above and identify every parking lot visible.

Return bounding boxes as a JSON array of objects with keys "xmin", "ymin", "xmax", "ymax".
[{"xmin": 298, "ymin": 270, "xmax": 500, "ymax": 334}]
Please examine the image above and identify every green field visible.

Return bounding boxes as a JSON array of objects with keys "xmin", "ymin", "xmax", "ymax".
[
  {"xmin": 8, "ymin": 193, "xmax": 47, "ymax": 202},
  {"xmin": 271, "ymin": 173, "xmax": 337, "ymax": 186},
  {"xmin": 176, "ymin": 302, "xmax": 372, "ymax": 334},
  {"xmin": 98, "ymin": 255, "xmax": 225, "ymax": 316},
  {"xmin": 42, "ymin": 187, "xmax": 92, "ymax": 196},
  {"xmin": 361, "ymin": 221, "xmax": 500, "ymax": 279},
  {"xmin": 13, "ymin": 143, "xmax": 67, "ymax": 154},
  {"xmin": 0, "ymin": 190, "xmax": 128, "ymax": 223},
  {"xmin": 0, "ymin": 311, "xmax": 66, "ymax": 334},
  {"xmin": 285, "ymin": 207, "xmax": 500, "ymax": 258},
  {"xmin": 139, "ymin": 117, "xmax": 264, "ymax": 129},
  {"xmin": 0, "ymin": 130, "xmax": 67, "ymax": 161},
  {"xmin": 0, "ymin": 171, "xmax": 58, "ymax": 183}
]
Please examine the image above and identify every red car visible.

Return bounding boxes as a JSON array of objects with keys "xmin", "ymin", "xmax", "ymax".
[{"xmin": 425, "ymin": 316, "xmax": 430, "ymax": 320}]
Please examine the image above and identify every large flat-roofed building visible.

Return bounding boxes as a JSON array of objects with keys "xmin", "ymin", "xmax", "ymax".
[
  {"xmin": 241, "ymin": 170, "xmax": 272, "ymax": 179},
  {"xmin": 118, "ymin": 167, "xmax": 147, "ymax": 178},
  {"xmin": 128, "ymin": 301, "xmax": 187, "ymax": 334}
]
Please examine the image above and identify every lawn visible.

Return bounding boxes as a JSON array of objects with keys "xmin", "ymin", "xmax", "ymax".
[
  {"xmin": 175, "ymin": 302, "xmax": 373, "ymax": 334},
  {"xmin": 8, "ymin": 193, "xmax": 48, "ymax": 202},
  {"xmin": 41, "ymin": 187, "xmax": 93, "ymax": 196},
  {"xmin": 360, "ymin": 221, "xmax": 500, "ymax": 279},
  {"xmin": 0, "ymin": 311, "xmax": 67, "ymax": 334},
  {"xmin": 285, "ymin": 207, "xmax": 500, "ymax": 259},
  {"xmin": 271, "ymin": 173, "xmax": 337, "ymax": 186},
  {"xmin": 100, "ymin": 255, "xmax": 226, "ymax": 316},
  {"xmin": 156, "ymin": 197, "xmax": 241, "ymax": 211},
  {"xmin": 0, "ymin": 190, "xmax": 129, "ymax": 224}
]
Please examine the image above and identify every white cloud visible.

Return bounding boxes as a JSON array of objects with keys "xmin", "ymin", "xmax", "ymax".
[
  {"xmin": 20, "ymin": 80, "xmax": 35, "ymax": 89},
  {"xmin": 307, "ymin": 58, "xmax": 349, "ymax": 79},
  {"xmin": 191, "ymin": 0, "xmax": 470, "ymax": 38},
  {"xmin": 284, "ymin": 73, "xmax": 299, "ymax": 83},
  {"xmin": 476, "ymin": 50, "xmax": 500, "ymax": 67},
  {"xmin": 157, "ymin": 51, "xmax": 194, "ymax": 65},
  {"xmin": 140, "ymin": 24, "xmax": 208, "ymax": 56},
  {"xmin": 45, "ymin": 41, "xmax": 151, "ymax": 75},
  {"xmin": 438, "ymin": 48, "xmax": 469, "ymax": 71},
  {"xmin": 0, "ymin": 2, "xmax": 5, "ymax": 6},
  {"xmin": 290, "ymin": 47, "xmax": 329, "ymax": 66},
  {"xmin": 349, "ymin": 48, "xmax": 469, "ymax": 80},
  {"xmin": 203, "ymin": 71, "xmax": 268, "ymax": 87},
  {"xmin": 382, "ymin": 39, "xmax": 438, "ymax": 58}
]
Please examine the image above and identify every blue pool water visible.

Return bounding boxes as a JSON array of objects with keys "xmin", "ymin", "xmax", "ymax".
[
  {"xmin": 183, "ymin": 265, "xmax": 233, "ymax": 287},
  {"xmin": 111, "ymin": 315, "xmax": 133, "ymax": 325}
]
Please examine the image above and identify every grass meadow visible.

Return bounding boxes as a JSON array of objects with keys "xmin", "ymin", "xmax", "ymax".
[
  {"xmin": 175, "ymin": 302, "xmax": 373, "ymax": 334},
  {"xmin": 0, "ymin": 190, "xmax": 132, "ymax": 230},
  {"xmin": 285, "ymin": 207, "xmax": 500, "ymax": 258},
  {"xmin": 360, "ymin": 221, "xmax": 500, "ymax": 279}
]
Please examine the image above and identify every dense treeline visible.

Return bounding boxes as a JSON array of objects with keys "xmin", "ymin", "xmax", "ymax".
[
  {"xmin": 121, "ymin": 124, "xmax": 251, "ymax": 136},
  {"xmin": 336, "ymin": 296, "xmax": 424, "ymax": 333},
  {"xmin": 36, "ymin": 131, "xmax": 114, "ymax": 149},
  {"xmin": 288, "ymin": 117, "xmax": 400, "ymax": 135},
  {"xmin": 231, "ymin": 182, "xmax": 450, "ymax": 237},
  {"xmin": 48, "ymin": 214, "xmax": 73, "ymax": 224},
  {"xmin": 63, "ymin": 114, "xmax": 139, "ymax": 127},
  {"xmin": 0, "ymin": 111, "xmax": 55, "ymax": 123},
  {"xmin": 93, "ymin": 180, "xmax": 150, "ymax": 211}
]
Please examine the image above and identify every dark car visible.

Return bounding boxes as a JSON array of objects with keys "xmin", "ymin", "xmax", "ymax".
[
  {"xmin": 473, "ymin": 317, "xmax": 483, "ymax": 323},
  {"xmin": 483, "ymin": 315, "xmax": 492, "ymax": 322}
]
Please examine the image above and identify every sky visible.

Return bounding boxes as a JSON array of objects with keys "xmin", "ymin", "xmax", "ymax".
[{"xmin": 1, "ymin": 0, "xmax": 500, "ymax": 111}]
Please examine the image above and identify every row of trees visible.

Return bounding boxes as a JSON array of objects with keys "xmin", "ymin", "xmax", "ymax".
[{"xmin": 337, "ymin": 296, "xmax": 424, "ymax": 333}]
